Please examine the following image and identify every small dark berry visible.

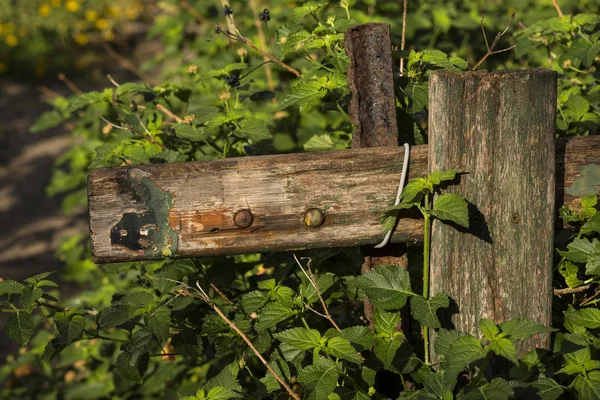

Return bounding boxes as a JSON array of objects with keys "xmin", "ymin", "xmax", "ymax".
[
  {"xmin": 259, "ymin": 8, "xmax": 270, "ymax": 22},
  {"xmin": 223, "ymin": 5, "xmax": 233, "ymax": 16},
  {"xmin": 214, "ymin": 25, "xmax": 222, "ymax": 34},
  {"xmin": 224, "ymin": 74, "xmax": 240, "ymax": 87},
  {"xmin": 130, "ymin": 100, "xmax": 138, "ymax": 112}
]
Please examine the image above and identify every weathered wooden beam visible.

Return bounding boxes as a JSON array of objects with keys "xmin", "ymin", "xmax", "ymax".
[
  {"xmin": 428, "ymin": 69, "xmax": 557, "ymax": 364},
  {"xmin": 88, "ymin": 136, "xmax": 599, "ymax": 264}
]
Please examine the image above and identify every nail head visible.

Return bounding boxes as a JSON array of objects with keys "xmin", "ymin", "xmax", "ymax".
[
  {"xmin": 234, "ymin": 209, "xmax": 253, "ymax": 228},
  {"xmin": 303, "ymin": 208, "xmax": 325, "ymax": 227}
]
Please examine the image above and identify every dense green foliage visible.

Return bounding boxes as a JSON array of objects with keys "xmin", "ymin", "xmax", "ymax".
[{"xmin": 1, "ymin": 0, "xmax": 600, "ymax": 399}]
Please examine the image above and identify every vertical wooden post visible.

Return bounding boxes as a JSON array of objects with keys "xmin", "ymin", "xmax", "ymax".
[
  {"xmin": 345, "ymin": 23, "xmax": 409, "ymax": 329},
  {"xmin": 428, "ymin": 70, "xmax": 557, "ymax": 360}
]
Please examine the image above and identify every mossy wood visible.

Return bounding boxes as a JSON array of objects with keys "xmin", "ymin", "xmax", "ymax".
[
  {"xmin": 88, "ymin": 135, "xmax": 598, "ymax": 263},
  {"xmin": 428, "ymin": 69, "xmax": 558, "ymax": 362}
]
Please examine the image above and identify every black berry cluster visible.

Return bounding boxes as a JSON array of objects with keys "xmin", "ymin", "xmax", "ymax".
[
  {"xmin": 259, "ymin": 8, "xmax": 270, "ymax": 22},
  {"xmin": 224, "ymin": 74, "xmax": 240, "ymax": 87},
  {"xmin": 223, "ymin": 5, "xmax": 233, "ymax": 16}
]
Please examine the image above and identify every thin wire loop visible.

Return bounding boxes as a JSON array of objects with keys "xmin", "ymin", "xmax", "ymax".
[{"xmin": 374, "ymin": 142, "xmax": 410, "ymax": 248}]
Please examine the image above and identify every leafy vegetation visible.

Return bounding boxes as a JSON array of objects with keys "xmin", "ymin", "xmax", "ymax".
[{"xmin": 1, "ymin": 0, "xmax": 600, "ymax": 399}]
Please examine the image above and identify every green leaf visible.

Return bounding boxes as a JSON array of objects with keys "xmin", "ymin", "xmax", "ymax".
[
  {"xmin": 422, "ymin": 371, "xmax": 453, "ymax": 400},
  {"xmin": 442, "ymin": 335, "xmax": 486, "ymax": 383},
  {"xmin": 0, "ymin": 279, "xmax": 24, "ymax": 296},
  {"xmin": 558, "ymin": 237, "xmax": 599, "ymax": 263},
  {"xmin": 255, "ymin": 303, "xmax": 296, "ymax": 333},
  {"xmin": 326, "ymin": 336, "xmax": 362, "ymax": 363},
  {"xmin": 206, "ymin": 386, "xmax": 240, "ymax": 400},
  {"xmin": 565, "ymin": 95, "xmax": 590, "ymax": 121},
  {"xmin": 400, "ymin": 179, "xmax": 428, "ymax": 204},
  {"xmin": 410, "ymin": 294, "xmax": 449, "ymax": 328},
  {"xmin": 349, "ymin": 265, "xmax": 414, "ymax": 310},
  {"xmin": 480, "ymin": 318, "xmax": 500, "ymax": 341},
  {"xmin": 172, "ymin": 123, "xmax": 200, "ymax": 139},
  {"xmin": 239, "ymin": 290, "xmax": 269, "ymax": 314},
  {"xmin": 559, "ymin": 261, "xmax": 583, "ymax": 288},
  {"xmin": 20, "ymin": 287, "xmax": 43, "ymax": 309},
  {"xmin": 374, "ymin": 308, "xmax": 401, "ymax": 337},
  {"xmin": 586, "ymin": 254, "xmax": 600, "ymax": 275},
  {"xmin": 274, "ymin": 327, "xmax": 321, "ymax": 350},
  {"xmin": 573, "ymin": 370, "xmax": 600, "ymax": 399},
  {"xmin": 66, "ymin": 91, "xmax": 104, "ymax": 114},
  {"xmin": 565, "ymin": 307, "xmax": 600, "ymax": 329},
  {"xmin": 582, "ymin": 213, "xmax": 600, "ymax": 236},
  {"xmin": 98, "ymin": 306, "xmax": 130, "ymax": 329},
  {"xmin": 303, "ymin": 134, "xmax": 343, "ymax": 152},
  {"xmin": 531, "ymin": 377, "xmax": 564, "ymax": 400},
  {"xmin": 458, "ymin": 378, "xmax": 513, "ymax": 400},
  {"xmin": 340, "ymin": 326, "xmax": 376, "ymax": 351},
  {"xmin": 499, "ymin": 318, "xmax": 556, "ymax": 342},
  {"xmin": 30, "ymin": 110, "xmax": 66, "ymax": 133},
  {"xmin": 237, "ymin": 118, "xmax": 272, "ymax": 142},
  {"xmin": 298, "ymin": 358, "xmax": 339, "ymax": 400},
  {"xmin": 204, "ymin": 362, "xmax": 242, "ymax": 393},
  {"xmin": 299, "ymin": 273, "xmax": 335, "ymax": 305},
  {"xmin": 428, "ymin": 170, "xmax": 458, "ymax": 186},
  {"xmin": 280, "ymin": 77, "xmax": 328, "ymax": 112},
  {"xmin": 24, "ymin": 271, "xmax": 54, "ymax": 284},
  {"xmin": 373, "ymin": 339, "xmax": 402, "ymax": 370},
  {"xmin": 117, "ymin": 351, "xmax": 149, "ymax": 383},
  {"xmin": 432, "ymin": 193, "xmax": 469, "ymax": 228},
  {"xmin": 434, "ymin": 328, "xmax": 466, "ymax": 357},
  {"xmin": 5, "ymin": 311, "xmax": 35, "ymax": 345},
  {"xmin": 56, "ymin": 314, "xmax": 85, "ymax": 345},
  {"xmin": 148, "ymin": 306, "xmax": 170, "ymax": 343},
  {"xmin": 404, "ymin": 82, "xmax": 428, "ymax": 114},
  {"xmin": 491, "ymin": 338, "xmax": 518, "ymax": 364}
]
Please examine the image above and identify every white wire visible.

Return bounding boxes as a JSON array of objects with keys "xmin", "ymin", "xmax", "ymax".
[{"xmin": 374, "ymin": 142, "xmax": 410, "ymax": 248}]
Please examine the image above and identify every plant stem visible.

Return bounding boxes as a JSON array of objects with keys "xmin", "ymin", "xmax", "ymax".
[{"xmin": 423, "ymin": 193, "xmax": 431, "ymax": 365}]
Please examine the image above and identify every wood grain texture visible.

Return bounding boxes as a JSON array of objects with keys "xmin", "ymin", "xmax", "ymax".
[
  {"xmin": 88, "ymin": 136, "xmax": 599, "ymax": 264},
  {"xmin": 428, "ymin": 69, "xmax": 557, "ymax": 361}
]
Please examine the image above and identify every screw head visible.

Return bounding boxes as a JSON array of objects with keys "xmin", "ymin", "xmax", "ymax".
[
  {"xmin": 233, "ymin": 209, "xmax": 253, "ymax": 228},
  {"xmin": 303, "ymin": 208, "xmax": 325, "ymax": 227}
]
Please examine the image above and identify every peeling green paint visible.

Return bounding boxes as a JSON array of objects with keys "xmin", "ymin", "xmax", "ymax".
[
  {"xmin": 566, "ymin": 164, "xmax": 600, "ymax": 197},
  {"xmin": 110, "ymin": 171, "xmax": 178, "ymax": 258}
]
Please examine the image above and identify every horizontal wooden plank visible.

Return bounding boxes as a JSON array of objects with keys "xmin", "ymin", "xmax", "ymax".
[{"xmin": 88, "ymin": 136, "xmax": 600, "ymax": 263}]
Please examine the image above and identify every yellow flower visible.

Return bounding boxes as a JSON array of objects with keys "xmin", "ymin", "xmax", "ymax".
[
  {"xmin": 85, "ymin": 10, "xmax": 98, "ymax": 21},
  {"xmin": 125, "ymin": 7, "xmax": 139, "ymax": 20},
  {"xmin": 4, "ymin": 23, "xmax": 14, "ymax": 33},
  {"xmin": 66, "ymin": 0, "xmax": 79, "ymax": 12},
  {"xmin": 51, "ymin": 0, "xmax": 61, "ymax": 7},
  {"xmin": 5, "ymin": 35, "xmax": 18, "ymax": 47},
  {"xmin": 107, "ymin": 5, "xmax": 122, "ymax": 17},
  {"xmin": 39, "ymin": 4, "xmax": 51, "ymax": 16},
  {"xmin": 102, "ymin": 29, "xmax": 114, "ymax": 41},
  {"xmin": 95, "ymin": 18, "xmax": 108, "ymax": 30},
  {"xmin": 73, "ymin": 32, "xmax": 88, "ymax": 46}
]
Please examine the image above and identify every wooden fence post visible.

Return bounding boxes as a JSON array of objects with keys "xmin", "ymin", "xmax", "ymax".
[
  {"xmin": 428, "ymin": 70, "xmax": 557, "ymax": 362},
  {"xmin": 345, "ymin": 23, "xmax": 409, "ymax": 330}
]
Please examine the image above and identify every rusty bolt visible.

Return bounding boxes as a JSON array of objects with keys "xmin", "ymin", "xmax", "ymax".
[
  {"xmin": 303, "ymin": 208, "xmax": 325, "ymax": 227},
  {"xmin": 511, "ymin": 213, "xmax": 520, "ymax": 224},
  {"xmin": 233, "ymin": 209, "xmax": 253, "ymax": 228}
]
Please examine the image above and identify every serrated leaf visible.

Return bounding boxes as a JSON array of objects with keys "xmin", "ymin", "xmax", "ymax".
[
  {"xmin": 340, "ymin": 326, "xmax": 376, "ymax": 351},
  {"xmin": 400, "ymin": 179, "xmax": 428, "ymax": 204},
  {"xmin": 239, "ymin": 290, "xmax": 269, "ymax": 314},
  {"xmin": 326, "ymin": 336, "xmax": 362, "ymax": 363},
  {"xmin": 56, "ymin": 314, "xmax": 85, "ymax": 345},
  {"xmin": 480, "ymin": 318, "xmax": 500, "ymax": 341},
  {"xmin": 30, "ymin": 110, "xmax": 66, "ymax": 133},
  {"xmin": 237, "ymin": 118, "xmax": 271, "ymax": 142},
  {"xmin": 5, "ymin": 311, "xmax": 35, "ymax": 345},
  {"xmin": 531, "ymin": 377, "xmax": 564, "ymax": 400},
  {"xmin": 374, "ymin": 339, "xmax": 402, "ymax": 370},
  {"xmin": 148, "ymin": 306, "xmax": 170, "ymax": 343},
  {"xmin": 299, "ymin": 273, "xmax": 335, "ymax": 305},
  {"xmin": 428, "ymin": 170, "xmax": 458, "ymax": 186},
  {"xmin": 500, "ymin": 318, "xmax": 556, "ymax": 342},
  {"xmin": 410, "ymin": 294, "xmax": 449, "ymax": 328},
  {"xmin": 24, "ymin": 271, "xmax": 55, "ymax": 284},
  {"xmin": 491, "ymin": 338, "xmax": 518, "ymax": 364},
  {"xmin": 172, "ymin": 328, "xmax": 203, "ymax": 357},
  {"xmin": 0, "ymin": 279, "xmax": 24, "ymax": 296},
  {"xmin": 117, "ymin": 351, "xmax": 149, "ymax": 383},
  {"xmin": 559, "ymin": 261, "xmax": 583, "ymax": 288},
  {"xmin": 98, "ymin": 306, "xmax": 130, "ymax": 329},
  {"xmin": 442, "ymin": 335, "xmax": 486, "ymax": 384},
  {"xmin": 581, "ymin": 213, "xmax": 600, "ymax": 236},
  {"xmin": 434, "ymin": 328, "xmax": 466, "ymax": 357},
  {"xmin": 172, "ymin": 123, "xmax": 200, "ymax": 139},
  {"xmin": 374, "ymin": 308, "xmax": 401, "ymax": 337},
  {"xmin": 565, "ymin": 307, "xmax": 600, "ymax": 329},
  {"xmin": 303, "ymin": 134, "xmax": 336, "ymax": 151},
  {"xmin": 255, "ymin": 302, "xmax": 296, "ymax": 333},
  {"xmin": 573, "ymin": 370, "xmax": 600, "ymax": 399},
  {"xmin": 206, "ymin": 386, "xmax": 240, "ymax": 400},
  {"xmin": 21, "ymin": 287, "xmax": 43, "ymax": 309},
  {"xmin": 404, "ymin": 82, "xmax": 428, "ymax": 114},
  {"xmin": 66, "ymin": 91, "xmax": 104, "ymax": 114},
  {"xmin": 422, "ymin": 371, "xmax": 453, "ymax": 400},
  {"xmin": 280, "ymin": 77, "xmax": 328, "ymax": 112},
  {"xmin": 274, "ymin": 327, "xmax": 321, "ymax": 350},
  {"xmin": 298, "ymin": 358, "xmax": 339, "ymax": 400},
  {"xmin": 349, "ymin": 265, "xmax": 414, "ymax": 310},
  {"xmin": 586, "ymin": 254, "xmax": 600, "ymax": 275},
  {"xmin": 458, "ymin": 378, "xmax": 513, "ymax": 400},
  {"xmin": 432, "ymin": 194, "xmax": 469, "ymax": 228}
]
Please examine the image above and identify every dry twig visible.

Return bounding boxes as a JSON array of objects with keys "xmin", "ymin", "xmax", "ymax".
[
  {"xmin": 57, "ymin": 73, "xmax": 83, "ymax": 95},
  {"xmin": 554, "ymin": 284, "xmax": 591, "ymax": 296},
  {"xmin": 552, "ymin": 0, "xmax": 564, "ymax": 18},
  {"xmin": 472, "ymin": 13, "xmax": 516, "ymax": 71},
  {"xmin": 399, "ymin": 0, "xmax": 408, "ymax": 76}
]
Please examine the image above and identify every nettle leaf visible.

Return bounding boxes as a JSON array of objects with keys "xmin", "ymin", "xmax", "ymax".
[
  {"xmin": 172, "ymin": 123, "xmax": 200, "ymax": 139},
  {"xmin": 480, "ymin": 318, "xmax": 500, "ymax": 341},
  {"xmin": 260, "ymin": 352, "xmax": 292, "ymax": 393},
  {"xmin": 574, "ymin": 370, "xmax": 600, "ymax": 399},
  {"xmin": 374, "ymin": 308, "xmax": 401, "ymax": 337},
  {"xmin": 206, "ymin": 386, "xmax": 241, "ymax": 400},
  {"xmin": 432, "ymin": 193, "xmax": 469, "ymax": 228},
  {"xmin": 404, "ymin": 82, "xmax": 428, "ymax": 114},
  {"xmin": 117, "ymin": 351, "xmax": 149, "ymax": 383},
  {"xmin": 340, "ymin": 326, "xmax": 376, "ymax": 351},
  {"xmin": 280, "ymin": 77, "xmax": 328, "ymax": 112},
  {"xmin": 30, "ymin": 110, "xmax": 66, "ymax": 133},
  {"xmin": 531, "ymin": 377, "xmax": 564, "ymax": 400},
  {"xmin": 422, "ymin": 370, "xmax": 453, "ymax": 400},
  {"xmin": 274, "ymin": 327, "xmax": 321, "ymax": 351},
  {"xmin": 5, "ymin": 311, "xmax": 35, "ymax": 345},
  {"xmin": 66, "ymin": 91, "xmax": 105, "ymax": 114},
  {"xmin": 205, "ymin": 361, "xmax": 242, "ymax": 393},
  {"xmin": 98, "ymin": 306, "xmax": 130, "ymax": 329},
  {"xmin": 559, "ymin": 261, "xmax": 583, "ymax": 288},
  {"xmin": 398, "ymin": 390, "xmax": 426, "ymax": 399},
  {"xmin": 239, "ymin": 290, "xmax": 269, "ymax": 314},
  {"xmin": 55, "ymin": 313, "xmax": 85, "ymax": 345},
  {"xmin": 325, "ymin": 336, "xmax": 362, "ymax": 363},
  {"xmin": 558, "ymin": 237, "xmax": 600, "ymax": 263},
  {"xmin": 458, "ymin": 378, "xmax": 513, "ymax": 400},
  {"xmin": 237, "ymin": 118, "xmax": 272, "ymax": 142},
  {"xmin": 298, "ymin": 358, "xmax": 339, "ymax": 400},
  {"xmin": 582, "ymin": 213, "xmax": 600, "ymax": 236},
  {"xmin": 349, "ymin": 265, "xmax": 414, "ymax": 310},
  {"xmin": 299, "ymin": 273, "xmax": 335, "ymax": 305},
  {"xmin": 586, "ymin": 254, "xmax": 600, "ymax": 275},
  {"xmin": 255, "ymin": 302, "xmax": 296, "ymax": 333},
  {"xmin": 491, "ymin": 338, "xmax": 518, "ymax": 364},
  {"xmin": 410, "ymin": 294, "xmax": 449, "ymax": 329},
  {"xmin": 565, "ymin": 307, "xmax": 600, "ymax": 330},
  {"xmin": 434, "ymin": 328, "xmax": 467, "ymax": 357},
  {"xmin": 401, "ymin": 179, "xmax": 428, "ymax": 204},
  {"xmin": 172, "ymin": 328, "xmax": 203, "ymax": 357},
  {"xmin": 500, "ymin": 318, "xmax": 556, "ymax": 342},
  {"xmin": 0, "ymin": 279, "xmax": 24, "ymax": 296},
  {"xmin": 428, "ymin": 170, "xmax": 458, "ymax": 186},
  {"xmin": 20, "ymin": 287, "xmax": 43, "ymax": 309},
  {"xmin": 148, "ymin": 307, "xmax": 170, "ymax": 343},
  {"xmin": 442, "ymin": 335, "xmax": 486, "ymax": 383}
]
